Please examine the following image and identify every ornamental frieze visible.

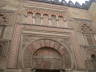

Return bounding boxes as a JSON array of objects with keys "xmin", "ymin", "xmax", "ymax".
[
  {"xmin": 26, "ymin": 7, "xmax": 67, "ymax": 17},
  {"xmin": 19, "ymin": 7, "xmax": 69, "ymax": 28},
  {"xmin": 19, "ymin": 34, "xmax": 72, "ymax": 69}
]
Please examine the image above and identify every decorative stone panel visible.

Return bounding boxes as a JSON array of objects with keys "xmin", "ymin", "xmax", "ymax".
[
  {"xmin": 20, "ymin": 37, "xmax": 72, "ymax": 69},
  {"xmin": 0, "ymin": 13, "xmax": 8, "ymax": 25},
  {"xmin": 0, "ymin": 39, "xmax": 10, "ymax": 69},
  {"xmin": 20, "ymin": 7, "xmax": 68, "ymax": 28}
]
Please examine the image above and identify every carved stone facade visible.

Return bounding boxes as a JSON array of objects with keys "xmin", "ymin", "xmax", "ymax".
[{"xmin": 0, "ymin": 0, "xmax": 96, "ymax": 72}]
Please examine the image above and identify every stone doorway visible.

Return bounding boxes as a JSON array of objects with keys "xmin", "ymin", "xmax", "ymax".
[
  {"xmin": 32, "ymin": 47, "xmax": 62, "ymax": 69},
  {"xmin": 35, "ymin": 69, "xmax": 61, "ymax": 72},
  {"xmin": 22, "ymin": 39, "xmax": 71, "ymax": 69}
]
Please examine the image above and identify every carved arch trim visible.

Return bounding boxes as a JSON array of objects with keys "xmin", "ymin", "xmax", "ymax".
[
  {"xmin": 27, "ymin": 39, "xmax": 69, "ymax": 56},
  {"xmin": 22, "ymin": 38, "xmax": 72, "ymax": 69}
]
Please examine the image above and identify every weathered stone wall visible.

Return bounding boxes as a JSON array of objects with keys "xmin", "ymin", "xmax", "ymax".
[{"xmin": 0, "ymin": 0, "xmax": 96, "ymax": 72}]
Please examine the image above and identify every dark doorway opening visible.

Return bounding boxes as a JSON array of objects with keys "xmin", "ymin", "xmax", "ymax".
[{"xmin": 36, "ymin": 69, "xmax": 60, "ymax": 72}]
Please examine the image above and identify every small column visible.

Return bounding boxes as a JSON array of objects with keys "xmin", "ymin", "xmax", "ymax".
[
  {"xmin": 32, "ymin": 13, "xmax": 35, "ymax": 24},
  {"xmin": 48, "ymin": 15, "xmax": 52, "ymax": 26},
  {"xmin": 41, "ymin": 14, "xmax": 43, "ymax": 25},
  {"xmin": 64, "ymin": 18, "xmax": 68, "ymax": 28},
  {"xmin": 56, "ymin": 15, "xmax": 59, "ymax": 27}
]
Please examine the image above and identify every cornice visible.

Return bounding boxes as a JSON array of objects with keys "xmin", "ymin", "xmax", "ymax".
[
  {"xmin": 29, "ymin": 0, "xmax": 94, "ymax": 10},
  {"xmin": 23, "ymin": 1, "xmax": 68, "ymax": 11}
]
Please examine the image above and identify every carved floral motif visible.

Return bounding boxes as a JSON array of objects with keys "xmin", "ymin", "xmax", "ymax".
[{"xmin": 0, "ymin": 13, "xmax": 8, "ymax": 25}]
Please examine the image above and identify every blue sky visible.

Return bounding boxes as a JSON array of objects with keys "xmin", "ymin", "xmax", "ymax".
[{"xmin": 59, "ymin": 0, "xmax": 89, "ymax": 4}]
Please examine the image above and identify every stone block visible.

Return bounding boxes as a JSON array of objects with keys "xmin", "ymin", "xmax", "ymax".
[{"xmin": 5, "ymin": 69, "xmax": 22, "ymax": 72}]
